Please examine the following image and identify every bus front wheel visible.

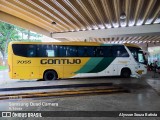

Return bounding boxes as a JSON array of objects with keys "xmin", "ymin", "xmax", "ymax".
[
  {"xmin": 121, "ymin": 68, "xmax": 131, "ymax": 78},
  {"xmin": 43, "ymin": 70, "xmax": 58, "ymax": 81}
]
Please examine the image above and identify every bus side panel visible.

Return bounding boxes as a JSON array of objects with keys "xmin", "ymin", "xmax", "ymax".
[
  {"xmin": 115, "ymin": 58, "xmax": 132, "ymax": 76},
  {"xmin": 116, "ymin": 59, "xmax": 138, "ymax": 76},
  {"xmin": 12, "ymin": 57, "xmax": 40, "ymax": 79},
  {"xmin": 96, "ymin": 57, "xmax": 136, "ymax": 77},
  {"xmin": 63, "ymin": 65, "xmax": 81, "ymax": 78},
  {"xmin": 63, "ymin": 58, "xmax": 90, "ymax": 78},
  {"xmin": 12, "ymin": 66, "xmax": 39, "ymax": 79},
  {"xmin": 8, "ymin": 45, "xmax": 13, "ymax": 79},
  {"xmin": 72, "ymin": 57, "xmax": 115, "ymax": 78}
]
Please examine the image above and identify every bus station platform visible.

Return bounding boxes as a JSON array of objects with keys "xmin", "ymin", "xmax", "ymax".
[
  {"xmin": 0, "ymin": 71, "xmax": 130, "ymax": 99},
  {"xmin": 0, "ymin": 70, "xmax": 160, "ymax": 100},
  {"xmin": 0, "ymin": 70, "xmax": 160, "ymax": 116},
  {"xmin": 0, "ymin": 83, "xmax": 129, "ymax": 100}
]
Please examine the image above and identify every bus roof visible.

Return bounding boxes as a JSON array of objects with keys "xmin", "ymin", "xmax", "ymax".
[
  {"xmin": 9, "ymin": 41, "xmax": 125, "ymax": 46},
  {"xmin": 9, "ymin": 41, "xmax": 100, "ymax": 46},
  {"xmin": 124, "ymin": 43, "xmax": 140, "ymax": 48},
  {"xmin": 9, "ymin": 41, "xmax": 141, "ymax": 48}
]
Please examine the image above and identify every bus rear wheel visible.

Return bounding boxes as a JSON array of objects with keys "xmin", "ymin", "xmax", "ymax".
[
  {"xmin": 121, "ymin": 68, "xmax": 131, "ymax": 78},
  {"xmin": 43, "ymin": 70, "xmax": 57, "ymax": 81}
]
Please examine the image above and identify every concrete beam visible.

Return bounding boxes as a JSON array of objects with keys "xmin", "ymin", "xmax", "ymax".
[
  {"xmin": 0, "ymin": 11, "xmax": 51, "ymax": 37},
  {"xmin": 139, "ymin": 42, "xmax": 160, "ymax": 50},
  {"xmin": 52, "ymin": 24, "xmax": 160, "ymax": 39}
]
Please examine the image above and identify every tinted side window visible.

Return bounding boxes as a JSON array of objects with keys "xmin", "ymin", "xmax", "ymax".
[
  {"xmin": 127, "ymin": 47, "xmax": 139, "ymax": 61},
  {"xmin": 13, "ymin": 44, "xmax": 60, "ymax": 57},
  {"xmin": 95, "ymin": 47, "xmax": 103, "ymax": 57},
  {"xmin": 37, "ymin": 45, "xmax": 47, "ymax": 57},
  {"xmin": 77, "ymin": 46, "xmax": 95, "ymax": 57},
  {"xmin": 112, "ymin": 46, "xmax": 129, "ymax": 57},
  {"xmin": 12, "ymin": 44, "xmax": 26, "ymax": 57},
  {"xmin": 45, "ymin": 45, "xmax": 57, "ymax": 57},
  {"xmin": 12, "ymin": 44, "xmax": 37, "ymax": 57},
  {"xmin": 77, "ymin": 47, "xmax": 85, "ymax": 57},
  {"xmin": 27, "ymin": 45, "xmax": 36, "ymax": 57},
  {"xmin": 87, "ymin": 47, "xmax": 95, "ymax": 57},
  {"xmin": 102, "ymin": 46, "xmax": 112, "ymax": 57},
  {"xmin": 13, "ymin": 44, "xmax": 130, "ymax": 58},
  {"xmin": 59, "ymin": 46, "xmax": 67, "ymax": 57},
  {"xmin": 66, "ymin": 46, "xmax": 77, "ymax": 57},
  {"xmin": 37, "ymin": 45, "xmax": 58, "ymax": 57}
]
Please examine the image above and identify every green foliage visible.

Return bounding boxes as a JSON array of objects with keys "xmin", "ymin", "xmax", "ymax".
[
  {"xmin": 0, "ymin": 21, "xmax": 42, "ymax": 60},
  {"xmin": 17, "ymin": 39, "xmax": 42, "ymax": 42},
  {"xmin": 0, "ymin": 66, "xmax": 7, "ymax": 71},
  {"xmin": 0, "ymin": 22, "xmax": 20, "ymax": 52}
]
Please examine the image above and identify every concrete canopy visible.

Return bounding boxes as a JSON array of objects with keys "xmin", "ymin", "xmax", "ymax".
[{"xmin": 0, "ymin": 0, "xmax": 160, "ymax": 44}]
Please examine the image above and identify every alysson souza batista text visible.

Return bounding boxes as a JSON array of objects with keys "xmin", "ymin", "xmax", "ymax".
[{"xmin": 119, "ymin": 112, "xmax": 157, "ymax": 117}]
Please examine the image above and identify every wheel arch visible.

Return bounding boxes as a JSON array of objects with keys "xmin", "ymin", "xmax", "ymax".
[
  {"xmin": 43, "ymin": 69, "xmax": 58, "ymax": 79},
  {"xmin": 120, "ymin": 67, "xmax": 132, "ymax": 77}
]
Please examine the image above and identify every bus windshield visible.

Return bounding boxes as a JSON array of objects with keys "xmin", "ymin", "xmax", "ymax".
[{"xmin": 127, "ymin": 47, "xmax": 146, "ymax": 65}]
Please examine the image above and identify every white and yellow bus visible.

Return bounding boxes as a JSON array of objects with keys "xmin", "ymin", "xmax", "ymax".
[{"xmin": 8, "ymin": 41, "xmax": 147, "ymax": 80}]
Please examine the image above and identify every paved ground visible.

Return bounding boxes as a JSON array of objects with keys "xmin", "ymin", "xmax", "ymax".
[
  {"xmin": 0, "ymin": 70, "xmax": 160, "ymax": 120},
  {"xmin": 0, "ymin": 70, "xmax": 19, "ymax": 85}
]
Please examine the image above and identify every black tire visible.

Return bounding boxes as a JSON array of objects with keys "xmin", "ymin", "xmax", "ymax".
[
  {"xmin": 121, "ymin": 69, "xmax": 131, "ymax": 78},
  {"xmin": 43, "ymin": 70, "xmax": 57, "ymax": 81}
]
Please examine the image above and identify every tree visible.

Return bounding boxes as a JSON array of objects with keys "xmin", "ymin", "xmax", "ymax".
[
  {"xmin": 27, "ymin": 30, "xmax": 30, "ymax": 40},
  {"xmin": 16, "ymin": 27, "xmax": 26, "ymax": 39},
  {"xmin": 0, "ymin": 22, "xmax": 20, "ymax": 65},
  {"xmin": 0, "ymin": 21, "xmax": 42, "ymax": 65}
]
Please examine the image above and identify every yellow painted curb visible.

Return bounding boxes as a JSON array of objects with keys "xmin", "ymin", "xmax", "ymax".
[{"xmin": 0, "ymin": 86, "xmax": 128, "ymax": 100}]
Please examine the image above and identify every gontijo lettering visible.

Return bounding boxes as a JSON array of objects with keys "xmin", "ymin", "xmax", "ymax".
[{"xmin": 40, "ymin": 59, "xmax": 81, "ymax": 64}]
